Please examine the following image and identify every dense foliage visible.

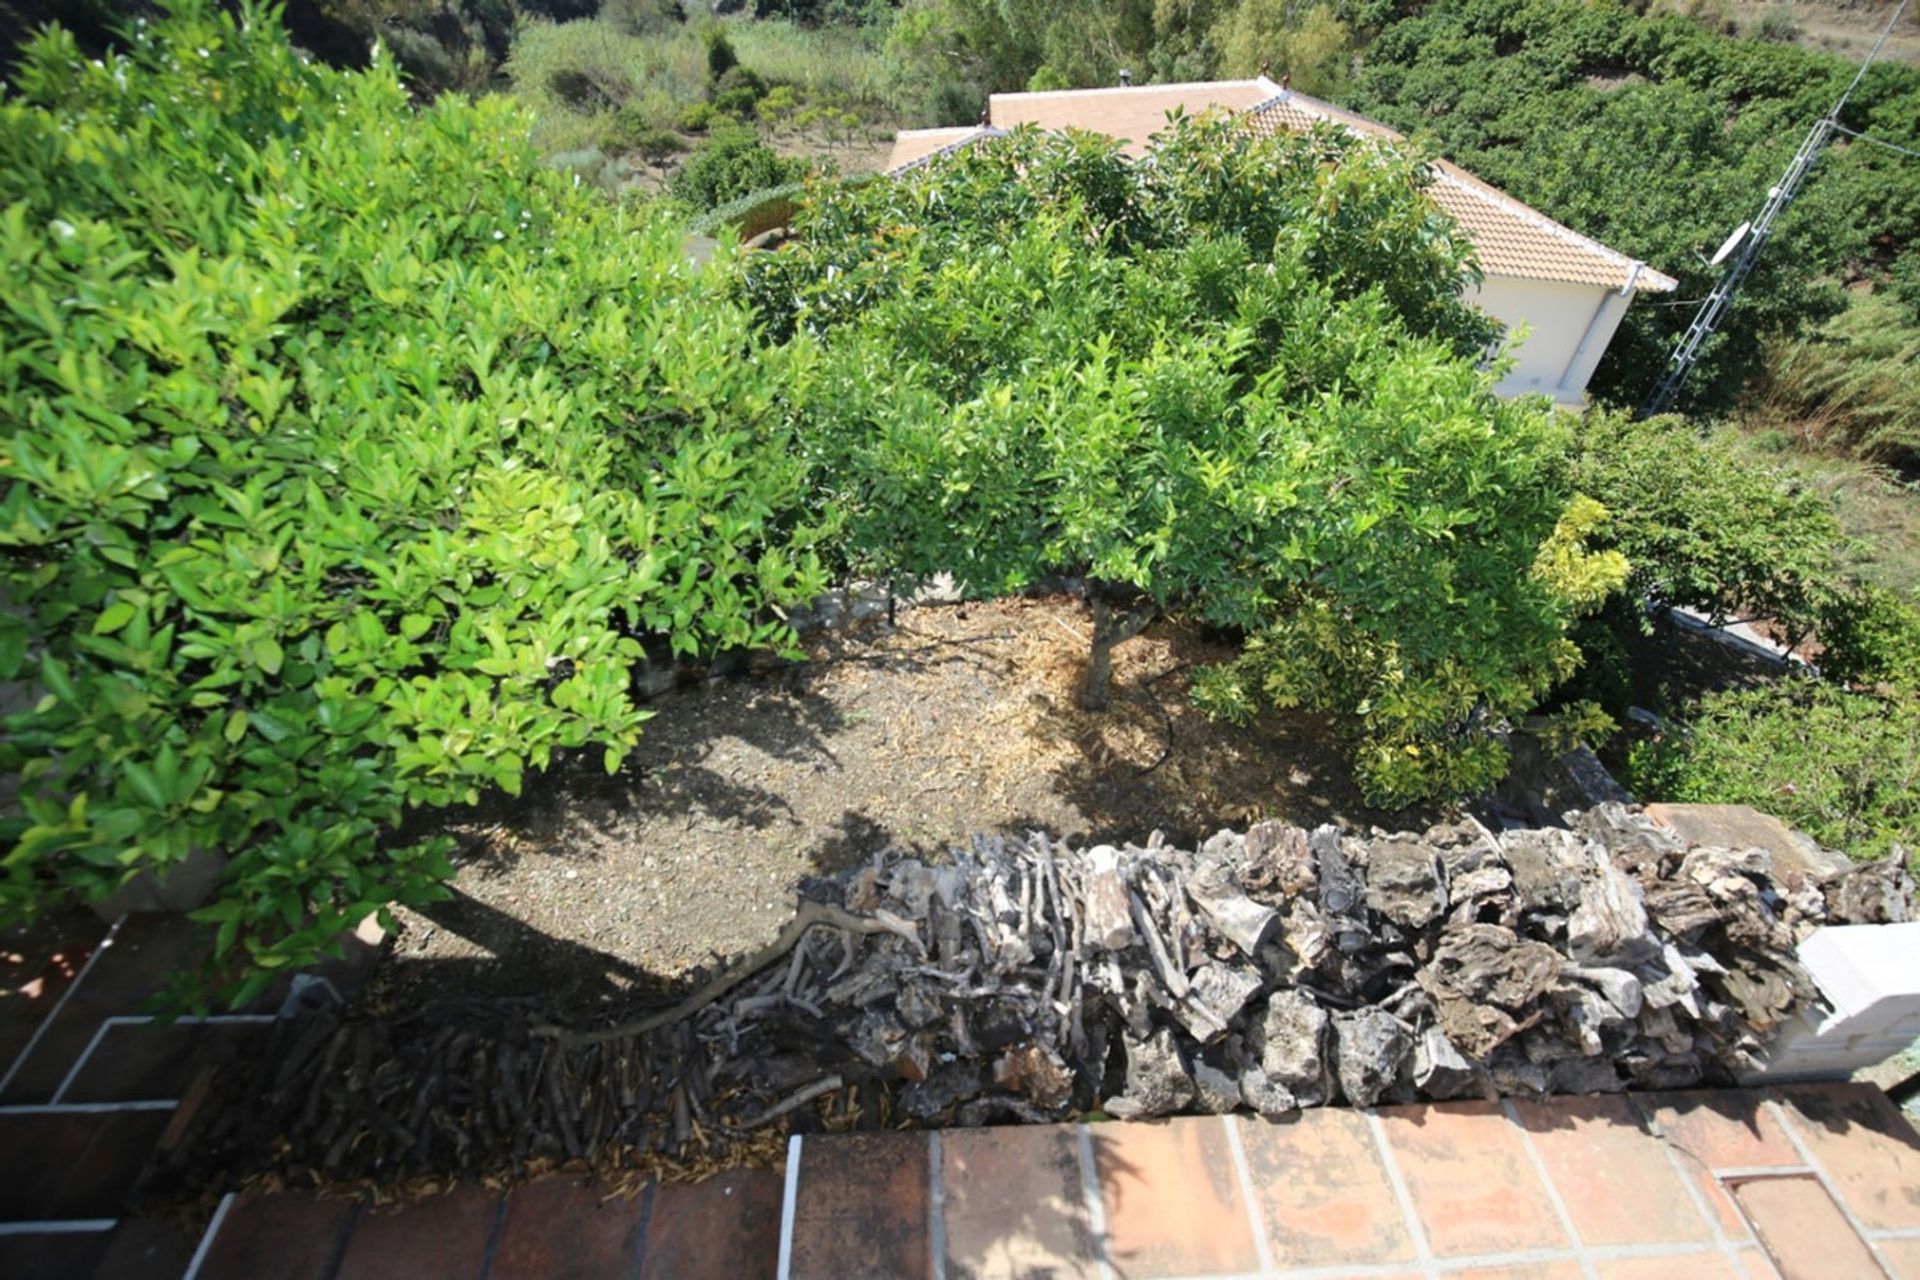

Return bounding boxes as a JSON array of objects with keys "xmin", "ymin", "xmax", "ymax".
[
  {"xmin": 0, "ymin": 4, "xmax": 830, "ymax": 999},
  {"xmin": 1557, "ymin": 412, "xmax": 1845, "ymax": 635},
  {"xmin": 1628, "ymin": 679, "xmax": 1920, "ymax": 865},
  {"xmin": 752, "ymin": 118, "xmax": 1623, "ymax": 803},
  {"xmin": 1344, "ymin": 0, "xmax": 1920, "ymax": 413}
]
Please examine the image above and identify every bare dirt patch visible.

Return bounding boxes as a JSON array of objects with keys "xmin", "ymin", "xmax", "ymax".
[{"xmin": 373, "ymin": 597, "xmax": 1404, "ymax": 1015}]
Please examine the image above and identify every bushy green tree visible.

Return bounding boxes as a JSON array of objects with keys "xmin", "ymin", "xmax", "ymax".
[
  {"xmin": 753, "ymin": 119, "xmax": 1620, "ymax": 799},
  {"xmin": 670, "ymin": 125, "xmax": 810, "ymax": 209},
  {"xmin": 1557, "ymin": 412, "xmax": 1845, "ymax": 637},
  {"xmin": 0, "ymin": 4, "xmax": 829, "ymax": 999}
]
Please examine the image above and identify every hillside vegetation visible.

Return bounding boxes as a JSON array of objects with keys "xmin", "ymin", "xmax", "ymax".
[{"xmin": 1, "ymin": 3, "xmax": 1915, "ymax": 997}]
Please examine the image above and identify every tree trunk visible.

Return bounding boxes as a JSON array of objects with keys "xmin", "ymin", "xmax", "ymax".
[{"xmin": 1081, "ymin": 591, "xmax": 1156, "ymax": 712}]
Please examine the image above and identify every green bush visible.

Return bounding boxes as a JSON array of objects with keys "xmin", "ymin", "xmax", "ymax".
[
  {"xmin": 1627, "ymin": 680, "xmax": 1920, "ymax": 863},
  {"xmin": 756, "ymin": 119, "xmax": 1617, "ymax": 804},
  {"xmin": 670, "ymin": 126, "xmax": 808, "ymax": 209},
  {"xmin": 1818, "ymin": 583, "xmax": 1920, "ymax": 688},
  {"xmin": 678, "ymin": 101, "xmax": 716, "ymax": 132},
  {"xmin": 1558, "ymin": 411, "xmax": 1845, "ymax": 636},
  {"xmin": 0, "ymin": 4, "xmax": 830, "ymax": 1001}
]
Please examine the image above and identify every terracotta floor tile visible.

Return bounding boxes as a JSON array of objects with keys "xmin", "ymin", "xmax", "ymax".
[
  {"xmin": 1730, "ymin": 1175, "xmax": 1882, "ymax": 1280},
  {"xmin": 1091, "ymin": 1117, "xmax": 1260, "ymax": 1278},
  {"xmin": 1736, "ymin": 1244, "xmax": 1785, "ymax": 1279},
  {"xmin": 91, "ymin": 1216, "xmax": 200, "ymax": 1280},
  {"xmin": 645, "ymin": 1168, "xmax": 783, "ymax": 1280},
  {"xmin": 1879, "ymin": 1237, "xmax": 1920, "ymax": 1279},
  {"xmin": 1593, "ymin": 1252, "xmax": 1743, "ymax": 1280},
  {"xmin": 789, "ymin": 1130, "xmax": 931, "ymax": 1280},
  {"xmin": 1771, "ymin": 1083, "xmax": 1920, "ymax": 1231},
  {"xmin": 489, "ymin": 1176, "xmax": 647, "ymax": 1280},
  {"xmin": 196, "ymin": 1191, "xmax": 357, "ymax": 1280},
  {"xmin": 1, "ymin": 917, "xmax": 212, "ymax": 1104},
  {"xmin": 1447, "ymin": 1264, "xmax": 1583, "ymax": 1280},
  {"xmin": 1375, "ymin": 1101, "xmax": 1567, "ymax": 1258},
  {"xmin": 1512, "ymin": 1095, "xmax": 1713, "ymax": 1247},
  {"xmin": 60, "ymin": 1020, "xmax": 264, "ymax": 1103},
  {"xmin": 1638, "ymin": 1088, "xmax": 1799, "ymax": 1241},
  {"xmin": 1233, "ymin": 1109, "xmax": 1413, "ymax": 1268},
  {"xmin": 940, "ymin": 1125, "xmax": 1097, "ymax": 1280},
  {"xmin": 0, "ymin": 1228, "xmax": 113, "ymax": 1280},
  {"xmin": 41, "ymin": 1109, "xmax": 171, "ymax": 1220},
  {"xmin": 334, "ymin": 1183, "xmax": 499, "ymax": 1280}
]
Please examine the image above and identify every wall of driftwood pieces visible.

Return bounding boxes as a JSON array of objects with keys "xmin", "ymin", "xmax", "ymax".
[{"xmin": 165, "ymin": 804, "xmax": 1912, "ymax": 1198}]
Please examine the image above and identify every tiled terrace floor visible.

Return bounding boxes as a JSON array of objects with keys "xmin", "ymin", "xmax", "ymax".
[
  {"xmin": 6, "ymin": 910, "xmax": 1919, "ymax": 1279},
  {"xmin": 780, "ymin": 1083, "xmax": 1920, "ymax": 1280}
]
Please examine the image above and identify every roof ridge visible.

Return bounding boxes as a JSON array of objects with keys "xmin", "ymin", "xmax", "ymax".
[{"xmin": 989, "ymin": 79, "xmax": 1269, "ymax": 102}]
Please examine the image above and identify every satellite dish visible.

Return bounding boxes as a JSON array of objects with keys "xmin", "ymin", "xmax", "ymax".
[{"xmin": 1708, "ymin": 221, "xmax": 1751, "ymax": 268}]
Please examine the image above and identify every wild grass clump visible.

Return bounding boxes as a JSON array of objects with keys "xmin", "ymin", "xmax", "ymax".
[{"xmin": 1745, "ymin": 292, "xmax": 1920, "ymax": 471}]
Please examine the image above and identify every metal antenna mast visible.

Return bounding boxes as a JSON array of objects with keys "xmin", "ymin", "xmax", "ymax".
[{"xmin": 1642, "ymin": 0, "xmax": 1910, "ymax": 417}]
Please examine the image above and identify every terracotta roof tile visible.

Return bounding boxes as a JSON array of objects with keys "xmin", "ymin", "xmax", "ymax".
[{"xmin": 883, "ymin": 79, "xmax": 1675, "ymax": 294}]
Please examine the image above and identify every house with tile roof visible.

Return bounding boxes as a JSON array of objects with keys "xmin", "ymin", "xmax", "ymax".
[{"xmin": 884, "ymin": 77, "xmax": 1677, "ymax": 407}]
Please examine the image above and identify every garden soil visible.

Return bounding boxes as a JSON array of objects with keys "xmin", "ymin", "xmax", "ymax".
[{"xmin": 371, "ymin": 597, "xmax": 1394, "ymax": 1016}]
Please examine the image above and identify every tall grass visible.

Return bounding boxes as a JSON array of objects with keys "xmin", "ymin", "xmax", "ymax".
[
  {"xmin": 727, "ymin": 19, "xmax": 897, "ymax": 118},
  {"xmin": 503, "ymin": 15, "xmax": 909, "ymax": 155},
  {"xmin": 1746, "ymin": 291, "xmax": 1920, "ymax": 469}
]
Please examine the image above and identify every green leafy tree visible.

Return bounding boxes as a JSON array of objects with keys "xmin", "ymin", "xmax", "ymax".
[{"xmin": 0, "ymin": 3, "xmax": 829, "ymax": 1000}]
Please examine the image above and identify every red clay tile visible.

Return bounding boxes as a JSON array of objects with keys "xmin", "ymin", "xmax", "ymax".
[
  {"xmin": 1594, "ymin": 1253, "xmax": 1742, "ymax": 1280},
  {"xmin": 91, "ymin": 1216, "xmax": 200, "ymax": 1280},
  {"xmin": 490, "ymin": 1176, "xmax": 647, "ymax": 1280},
  {"xmin": 1771, "ymin": 1083, "xmax": 1920, "ymax": 1232},
  {"xmin": 1512, "ymin": 1094, "xmax": 1713, "ymax": 1247},
  {"xmin": 1879, "ymin": 1237, "xmax": 1920, "ymax": 1279},
  {"xmin": 1736, "ymin": 1244, "xmax": 1785, "ymax": 1280},
  {"xmin": 1448, "ymin": 1264, "xmax": 1583, "ymax": 1280},
  {"xmin": 32, "ymin": 1109, "xmax": 171, "ymax": 1220},
  {"xmin": 1374, "ymin": 1101, "xmax": 1568, "ymax": 1258},
  {"xmin": 196, "ymin": 1191, "xmax": 357, "ymax": 1280},
  {"xmin": 1731, "ymin": 1175, "xmax": 1882, "ymax": 1280},
  {"xmin": 1638, "ymin": 1088, "xmax": 1800, "ymax": 1241},
  {"xmin": 0, "ymin": 1228, "xmax": 113, "ymax": 1280},
  {"xmin": 1091, "ymin": 1116, "xmax": 1260, "ymax": 1278},
  {"xmin": 334, "ymin": 1184, "xmax": 499, "ymax": 1280},
  {"xmin": 60, "ymin": 1020, "xmax": 264, "ymax": 1103},
  {"xmin": 1, "ymin": 917, "xmax": 213, "ymax": 1104},
  {"xmin": 940, "ymin": 1125, "xmax": 1097, "ymax": 1280},
  {"xmin": 789, "ymin": 1130, "xmax": 931, "ymax": 1280},
  {"xmin": 1233, "ymin": 1109, "xmax": 1413, "ymax": 1268},
  {"xmin": 644, "ymin": 1168, "xmax": 783, "ymax": 1280}
]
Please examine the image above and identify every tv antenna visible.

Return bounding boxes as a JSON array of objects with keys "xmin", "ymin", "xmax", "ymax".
[{"xmin": 1642, "ymin": 0, "xmax": 1911, "ymax": 417}]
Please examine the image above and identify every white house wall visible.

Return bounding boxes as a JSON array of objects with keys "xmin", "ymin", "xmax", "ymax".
[{"xmin": 1468, "ymin": 275, "xmax": 1633, "ymax": 405}]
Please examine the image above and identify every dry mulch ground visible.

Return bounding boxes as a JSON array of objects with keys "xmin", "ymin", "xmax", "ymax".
[{"xmin": 372, "ymin": 597, "xmax": 1399, "ymax": 1015}]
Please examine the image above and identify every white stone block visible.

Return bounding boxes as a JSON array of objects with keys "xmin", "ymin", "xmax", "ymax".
[{"xmin": 1741, "ymin": 922, "xmax": 1920, "ymax": 1083}]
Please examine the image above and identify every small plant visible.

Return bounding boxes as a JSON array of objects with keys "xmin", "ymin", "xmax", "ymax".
[
  {"xmin": 757, "ymin": 84, "xmax": 799, "ymax": 131},
  {"xmin": 677, "ymin": 100, "xmax": 716, "ymax": 132},
  {"xmin": 670, "ymin": 125, "xmax": 807, "ymax": 209}
]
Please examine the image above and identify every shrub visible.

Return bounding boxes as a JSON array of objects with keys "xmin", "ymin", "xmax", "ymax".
[
  {"xmin": 757, "ymin": 119, "xmax": 1612, "ymax": 804},
  {"xmin": 704, "ymin": 22, "xmax": 740, "ymax": 81},
  {"xmin": 1818, "ymin": 583, "xmax": 1920, "ymax": 687},
  {"xmin": 670, "ymin": 126, "xmax": 808, "ymax": 209},
  {"xmin": 757, "ymin": 84, "xmax": 800, "ymax": 130},
  {"xmin": 1557, "ymin": 411, "xmax": 1846, "ymax": 636},
  {"xmin": 678, "ymin": 100, "xmax": 716, "ymax": 132},
  {"xmin": 0, "ymin": 4, "xmax": 830, "ymax": 1001},
  {"xmin": 1627, "ymin": 680, "xmax": 1920, "ymax": 863}
]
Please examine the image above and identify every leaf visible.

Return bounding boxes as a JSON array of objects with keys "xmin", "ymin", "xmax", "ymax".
[
  {"xmin": 224, "ymin": 709, "xmax": 249, "ymax": 744},
  {"xmin": 252, "ymin": 637, "xmax": 284, "ymax": 676},
  {"xmin": 93, "ymin": 602, "xmax": 136, "ymax": 634}
]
